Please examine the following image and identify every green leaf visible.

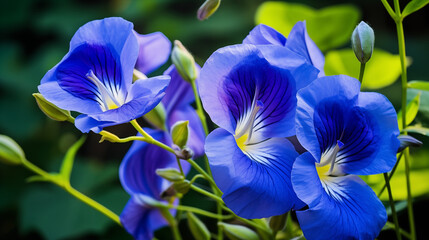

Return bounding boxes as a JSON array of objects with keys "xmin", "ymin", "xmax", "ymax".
[
  {"xmin": 60, "ymin": 136, "xmax": 86, "ymax": 181},
  {"xmin": 397, "ymin": 92, "xmax": 421, "ymax": 130},
  {"xmin": 255, "ymin": 2, "xmax": 360, "ymax": 51},
  {"xmin": 324, "ymin": 48, "xmax": 410, "ymax": 89},
  {"xmin": 405, "ymin": 125, "xmax": 429, "ymax": 136},
  {"xmin": 19, "ymin": 160, "xmax": 128, "ymax": 240},
  {"xmin": 402, "ymin": 0, "xmax": 429, "ymax": 18},
  {"xmin": 408, "ymin": 80, "xmax": 429, "ymax": 91},
  {"xmin": 187, "ymin": 212, "xmax": 211, "ymax": 240},
  {"xmin": 219, "ymin": 222, "xmax": 259, "ymax": 240}
]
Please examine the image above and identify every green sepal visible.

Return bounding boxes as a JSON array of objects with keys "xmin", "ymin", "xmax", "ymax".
[
  {"xmin": 171, "ymin": 40, "xmax": 198, "ymax": 83},
  {"xmin": 171, "ymin": 120, "xmax": 189, "ymax": 149},
  {"xmin": 0, "ymin": 135, "xmax": 25, "ymax": 165},
  {"xmin": 269, "ymin": 212, "xmax": 288, "ymax": 233},
  {"xmin": 59, "ymin": 136, "xmax": 86, "ymax": 181},
  {"xmin": 33, "ymin": 93, "xmax": 75, "ymax": 123},
  {"xmin": 143, "ymin": 103, "xmax": 167, "ymax": 131},
  {"xmin": 173, "ymin": 180, "xmax": 191, "ymax": 195},
  {"xmin": 156, "ymin": 168, "xmax": 185, "ymax": 182},
  {"xmin": 187, "ymin": 212, "xmax": 211, "ymax": 240},
  {"xmin": 218, "ymin": 222, "xmax": 259, "ymax": 240}
]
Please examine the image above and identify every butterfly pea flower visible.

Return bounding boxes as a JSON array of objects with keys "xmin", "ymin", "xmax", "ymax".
[
  {"xmin": 38, "ymin": 17, "xmax": 171, "ymax": 133},
  {"xmin": 243, "ymin": 21, "xmax": 325, "ymax": 77},
  {"xmin": 200, "ymin": 44, "xmax": 319, "ymax": 218},
  {"xmin": 120, "ymin": 129, "xmax": 190, "ymax": 240},
  {"xmin": 292, "ymin": 75, "xmax": 400, "ymax": 240}
]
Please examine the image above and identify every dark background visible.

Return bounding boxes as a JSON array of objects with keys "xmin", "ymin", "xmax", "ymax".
[{"xmin": 1, "ymin": 0, "xmax": 428, "ymax": 239}]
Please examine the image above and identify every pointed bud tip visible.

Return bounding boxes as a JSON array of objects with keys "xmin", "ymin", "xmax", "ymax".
[
  {"xmin": 351, "ymin": 21, "xmax": 375, "ymax": 64},
  {"xmin": 197, "ymin": 0, "xmax": 221, "ymax": 21}
]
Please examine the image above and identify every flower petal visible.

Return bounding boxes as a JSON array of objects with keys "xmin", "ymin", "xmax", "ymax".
[
  {"xmin": 296, "ymin": 75, "xmax": 361, "ymax": 162},
  {"xmin": 206, "ymin": 128, "xmax": 303, "ymax": 218},
  {"xmin": 200, "ymin": 44, "xmax": 316, "ymax": 138},
  {"xmin": 134, "ymin": 31, "xmax": 171, "ymax": 75},
  {"xmin": 119, "ymin": 129, "xmax": 189, "ymax": 196},
  {"xmin": 120, "ymin": 195, "xmax": 169, "ymax": 240},
  {"xmin": 286, "ymin": 21, "xmax": 325, "ymax": 76},
  {"xmin": 242, "ymin": 24, "xmax": 286, "ymax": 46},
  {"xmin": 293, "ymin": 155, "xmax": 386, "ymax": 240}
]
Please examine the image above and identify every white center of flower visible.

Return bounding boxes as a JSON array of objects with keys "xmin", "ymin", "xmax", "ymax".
[
  {"xmin": 316, "ymin": 140, "xmax": 344, "ymax": 178},
  {"xmin": 86, "ymin": 69, "xmax": 123, "ymax": 111}
]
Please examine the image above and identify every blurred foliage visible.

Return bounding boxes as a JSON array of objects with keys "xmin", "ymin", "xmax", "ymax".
[{"xmin": 1, "ymin": 0, "xmax": 429, "ymax": 239}]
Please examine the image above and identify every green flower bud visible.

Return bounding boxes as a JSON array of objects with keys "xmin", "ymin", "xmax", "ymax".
[
  {"xmin": 0, "ymin": 135, "xmax": 25, "ymax": 165},
  {"xmin": 351, "ymin": 21, "xmax": 375, "ymax": 64},
  {"xmin": 187, "ymin": 212, "xmax": 211, "ymax": 240},
  {"xmin": 218, "ymin": 222, "xmax": 259, "ymax": 240},
  {"xmin": 156, "ymin": 168, "xmax": 185, "ymax": 182},
  {"xmin": 173, "ymin": 180, "xmax": 191, "ymax": 195},
  {"xmin": 144, "ymin": 103, "xmax": 167, "ymax": 130},
  {"xmin": 171, "ymin": 120, "xmax": 189, "ymax": 149},
  {"xmin": 33, "ymin": 93, "xmax": 75, "ymax": 123},
  {"xmin": 99, "ymin": 131, "xmax": 120, "ymax": 143},
  {"xmin": 197, "ymin": 0, "xmax": 221, "ymax": 21},
  {"xmin": 171, "ymin": 40, "xmax": 198, "ymax": 83}
]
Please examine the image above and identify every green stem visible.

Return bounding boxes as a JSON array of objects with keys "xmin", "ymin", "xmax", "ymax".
[
  {"xmin": 161, "ymin": 208, "xmax": 182, "ymax": 240},
  {"xmin": 358, "ymin": 62, "xmax": 366, "ymax": 85},
  {"xmin": 168, "ymin": 204, "xmax": 232, "ymax": 220},
  {"xmin": 381, "ymin": 0, "xmax": 397, "ymax": 20},
  {"xmin": 176, "ymin": 157, "xmax": 184, "ymax": 176},
  {"xmin": 378, "ymin": 152, "xmax": 403, "ymax": 197},
  {"xmin": 384, "ymin": 173, "xmax": 402, "ymax": 240},
  {"xmin": 190, "ymin": 185, "xmax": 224, "ymax": 203},
  {"xmin": 190, "ymin": 80, "xmax": 209, "ymax": 136},
  {"xmin": 386, "ymin": 221, "xmax": 412, "ymax": 239},
  {"xmin": 221, "ymin": 206, "xmax": 271, "ymax": 234},
  {"xmin": 21, "ymin": 159, "xmax": 121, "ymax": 225},
  {"xmin": 187, "ymin": 159, "xmax": 218, "ymax": 190},
  {"xmin": 392, "ymin": 0, "xmax": 416, "ymax": 237},
  {"xmin": 130, "ymin": 120, "xmax": 177, "ymax": 155}
]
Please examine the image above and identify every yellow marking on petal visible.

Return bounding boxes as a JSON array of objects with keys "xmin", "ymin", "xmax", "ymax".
[
  {"xmin": 108, "ymin": 103, "xmax": 119, "ymax": 110},
  {"xmin": 236, "ymin": 133, "xmax": 248, "ymax": 151},
  {"xmin": 316, "ymin": 163, "xmax": 331, "ymax": 181}
]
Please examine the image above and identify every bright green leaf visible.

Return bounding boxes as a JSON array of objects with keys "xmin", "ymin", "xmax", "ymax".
[
  {"xmin": 324, "ymin": 48, "xmax": 411, "ymax": 89},
  {"xmin": 405, "ymin": 125, "xmax": 429, "ymax": 136},
  {"xmin": 255, "ymin": 2, "xmax": 360, "ymax": 51},
  {"xmin": 60, "ymin": 136, "xmax": 86, "ymax": 181},
  {"xmin": 402, "ymin": 0, "xmax": 429, "ymax": 18},
  {"xmin": 397, "ymin": 92, "xmax": 421, "ymax": 130},
  {"xmin": 408, "ymin": 80, "xmax": 429, "ymax": 91}
]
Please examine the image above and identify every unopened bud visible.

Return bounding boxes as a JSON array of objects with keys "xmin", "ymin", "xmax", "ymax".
[
  {"xmin": 144, "ymin": 103, "xmax": 166, "ymax": 130},
  {"xmin": 351, "ymin": 21, "xmax": 375, "ymax": 64},
  {"xmin": 99, "ymin": 131, "xmax": 120, "ymax": 143},
  {"xmin": 33, "ymin": 93, "xmax": 74, "ymax": 123},
  {"xmin": 156, "ymin": 168, "xmax": 185, "ymax": 182},
  {"xmin": 218, "ymin": 222, "xmax": 259, "ymax": 240},
  {"xmin": 187, "ymin": 212, "xmax": 211, "ymax": 240},
  {"xmin": 197, "ymin": 0, "xmax": 221, "ymax": 21},
  {"xmin": 0, "ymin": 135, "xmax": 25, "ymax": 165},
  {"xmin": 171, "ymin": 120, "xmax": 189, "ymax": 149},
  {"xmin": 171, "ymin": 40, "xmax": 198, "ymax": 83}
]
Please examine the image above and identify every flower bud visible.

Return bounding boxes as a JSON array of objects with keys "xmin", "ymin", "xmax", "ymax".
[
  {"xmin": 187, "ymin": 212, "xmax": 211, "ymax": 240},
  {"xmin": 351, "ymin": 21, "xmax": 375, "ymax": 64},
  {"xmin": 33, "ymin": 93, "xmax": 75, "ymax": 123},
  {"xmin": 0, "ymin": 135, "xmax": 25, "ymax": 165},
  {"xmin": 99, "ymin": 131, "xmax": 120, "ymax": 143},
  {"xmin": 398, "ymin": 135, "xmax": 422, "ymax": 152},
  {"xmin": 171, "ymin": 120, "xmax": 189, "ymax": 149},
  {"xmin": 156, "ymin": 168, "xmax": 185, "ymax": 182},
  {"xmin": 171, "ymin": 40, "xmax": 198, "ymax": 83},
  {"xmin": 144, "ymin": 103, "xmax": 167, "ymax": 130},
  {"xmin": 218, "ymin": 222, "xmax": 259, "ymax": 240},
  {"xmin": 197, "ymin": 0, "xmax": 221, "ymax": 21}
]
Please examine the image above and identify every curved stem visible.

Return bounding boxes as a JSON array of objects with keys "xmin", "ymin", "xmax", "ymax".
[
  {"xmin": 168, "ymin": 204, "xmax": 232, "ymax": 220},
  {"xmin": 130, "ymin": 120, "xmax": 176, "ymax": 155},
  {"xmin": 378, "ymin": 152, "xmax": 403, "ymax": 197},
  {"xmin": 358, "ymin": 63, "xmax": 366, "ymax": 86},
  {"xmin": 384, "ymin": 173, "xmax": 402, "ymax": 240},
  {"xmin": 187, "ymin": 159, "xmax": 218, "ymax": 190},
  {"xmin": 21, "ymin": 159, "xmax": 121, "ymax": 226},
  {"xmin": 190, "ymin": 185, "xmax": 223, "ymax": 203},
  {"xmin": 381, "ymin": 0, "xmax": 397, "ymax": 20}
]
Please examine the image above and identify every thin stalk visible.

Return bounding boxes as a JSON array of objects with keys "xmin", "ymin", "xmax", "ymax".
[
  {"xmin": 190, "ymin": 80, "xmax": 209, "ymax": 136},
  {"xmin": 21, "ymin": 159, "xmax": 121, "ymax": 225},
  {"xmin": 381, "ymin": 0, "xmax": 397, "ymax": 20},
  {"xmin": 169, "ymin": 205, "xmax": 232, "ymax": 219},
  {"xmin": 130, "ymin": 120, "xmax": 176, "ymax": 155},
  {"xmin": 392, "ymin": 0, "xmax": 416, "ymax": 237},
  {"xmin": 161, "ymin": 208, "xmax": 182, "ymax": 240},
  {"xmin": 190, "ymin": 185, "xmax": 223, "ymax": 203},
  {"xmin": 358, "ymin": 63, "xmax": 366, "ymax": 85},
  {"xmin": 386, "ymin": 221, "xmax": 412, "ymax": 239},
  {"xmin": 176, "ymin": 157, "xmax": 184, "ymax": 176},
  {"xmin": 384, "ymin": 173, "xmax": 402, "ymax": 240},
  {"xmin": 221, "ymin": 206, "xmax": 271, "ymax": 235},
  {"xmin": 378, "ymin": 152, "xmax": 404, "ymax": 197},
  {"xmin": 187, "ymin": 159, "xmax": 218, "ymax": 190}
]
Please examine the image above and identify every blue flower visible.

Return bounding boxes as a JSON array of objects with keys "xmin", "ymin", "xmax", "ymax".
[
  {"xmin": 160, "ymin": 65, "xmax": 205, "ymax": 157},
  {"xmin": 292, "ymin": 75, "xmax": 400, "ymax": 240},
  {"xmin": 199, "ymin": 44, "xmax": 319, "ymax": 218},
  {"xmin": 243, "ymin": 21, "xmax": 325, "ymax": 77},
  {"xmin": 38, "ymin": 17, "xmax": 171, "ymax": 133},
  {"xmin": 120, "ymin": 129, "xmax": 190, "ymax": 240}
]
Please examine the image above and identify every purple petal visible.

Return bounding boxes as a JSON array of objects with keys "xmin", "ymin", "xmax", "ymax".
[
  {"xmin": 134, "ymin": 31, "xmax": 171, "ymax": 75},
  {"xmin": 162, "ymin": 65, "xmax": 197, "ymax": 113}
]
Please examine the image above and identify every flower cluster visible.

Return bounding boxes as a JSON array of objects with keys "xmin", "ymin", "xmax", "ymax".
[{"xmin": 36, "ymin": 17, "xmax": 400, "ymax": 240}]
